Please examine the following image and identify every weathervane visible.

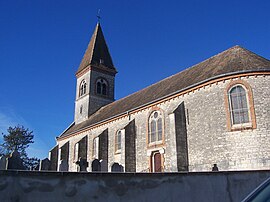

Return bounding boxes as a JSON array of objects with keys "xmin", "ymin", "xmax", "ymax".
[{"xmin": 97, "ymin": 9, "xmax": 101, "ymax": 23}]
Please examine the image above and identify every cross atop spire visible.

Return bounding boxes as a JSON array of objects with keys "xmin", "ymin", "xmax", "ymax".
[{"xmin": 97, "ymin": 9, "xmax": 101, "ymax": 23}]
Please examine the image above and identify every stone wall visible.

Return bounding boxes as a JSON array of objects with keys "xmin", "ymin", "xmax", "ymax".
[
  {"xmin": 124, "ymin": 119, "xmax": 136, "ymax": 172},
  {"xmin": 74, "ymin": 69, "xmax": 115, "ymax": 124},
  {"xmin": 185, "ymin": 76, "xmax": 270, "ymax": 171},
  {"xmin": 57, "ymin": 75, "xmax": 270, "ymax": 172},
  {"xmin": 88, "ymin": 70, "xmax": 115, "ymax": 115},
  {"xmin": 98, "ymin": 129, "xmax": 108, "ymax": 171},
  {"xmin": 78, "ymin": 135, "xmax": 87, "ymax": 160},
  {"xmin": 174, "ymin": 102, "xmax": 188, "ymax": 171},
  {"xmin": 74, "ymin": 70, "xmax": 91, "ymax": 124},
  {"xmin": 1, "ymin": 170, "xmax": 270, "ymax": 202},
  {"xmin": 49, "ymin": 145, "xmax": 58, "ymax": 171}
]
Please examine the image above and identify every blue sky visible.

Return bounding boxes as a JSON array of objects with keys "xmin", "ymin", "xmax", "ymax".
[{"xmin": 0, "ymin": 0, "xmax": 269, "ymax": 159}]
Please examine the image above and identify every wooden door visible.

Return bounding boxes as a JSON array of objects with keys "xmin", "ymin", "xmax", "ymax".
[{"xmin": 153, "ymin": 152, "xmax": 162, "ymax": 172}]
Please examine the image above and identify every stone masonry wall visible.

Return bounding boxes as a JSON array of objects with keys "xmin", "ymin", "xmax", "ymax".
[
  {"xmin": 88, "ymin": 70, "xmax": 115, "ymax": 115},
  {"xmin": 56, "ymin": 75, "xmax": 270, "ymax": 172},
  {"xmin": 1, "ymin": 170, "xmax": 270, "ymax": 202},
  {"xmin": 49, "ymin": 145, "xmax": 58, "ymax": 171},
  {"xmin": 74, "ymin": 71, "xmax": 91, "ymax": 124},
  {"xmin": 185, "ymin": 76, "xmax": 270, "ymax": 171},
  {"xmin": 174, "ymin": 102, "xmax": 189, "ymax": 171},
  {"xmin": 124, "ymin": 119, "xmax": 136, "ymax": 172}
]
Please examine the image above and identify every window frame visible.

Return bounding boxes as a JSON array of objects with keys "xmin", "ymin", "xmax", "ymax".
[
  {"xmin": 147, "ymin": 108, "xmax": 165, "ymax": 147},
  {"xmin": 148, "ymin": 150, "xmax": 165, "ymax": 173},
  {"xmin": 79, "ymin": 80, "xmax": 87, "ymax": 97},
  {"xmin": 115, "ymin": 130, "xmax": 123, "ymax": 154},
  {"xmin": 151, "ymin": 151, "xmax": 162, "ymax": 172},
  {"xmin": 228, "ymin": 85, "xmax": 250, "ymax": 125},
  {"xmin": 92, "ymin": 137, "xmax": 99, "ymax": 159},
  {"xmin": 96, "ymin": 78, "xmax": 109, "ymax": 97},
  {"xmin": 73, "ymin": 142, "xmax": 79, "ymax": 162},
  {"xmin": 79, "ymin": 105, "xmax": 83, "ymax": 114},
  {"xmin": 225, "ymin": 80, "xmax": 256, "ymax": 131}
]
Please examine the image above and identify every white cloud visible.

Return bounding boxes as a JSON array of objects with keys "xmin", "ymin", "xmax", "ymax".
[
  {"xmin": 0, "ymin": 108, "xmax": 28, "ymax": 133},
  {"xmin": 0, "ymin": 112, "xmax": 15, "ymax": 133},
  {"xmin": 0, "ymin": 107, "xmax": 49, "ymax": 159}
]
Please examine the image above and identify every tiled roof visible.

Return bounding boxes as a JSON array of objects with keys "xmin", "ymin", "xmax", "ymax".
[
  {"xmin": 60, "ymin": 46, "xmax": 270, "ymax": 138},
  {"xmin": 76, "ymin": 23, "xmax": 115, "ymax": 74}
]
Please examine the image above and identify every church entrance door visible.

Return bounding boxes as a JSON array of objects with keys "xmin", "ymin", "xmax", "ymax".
[{"xmin": 151, "ymin": 152, "xmax": 162, "ymax": 172}]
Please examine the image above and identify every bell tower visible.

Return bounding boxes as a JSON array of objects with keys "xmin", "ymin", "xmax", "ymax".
[{"xmin": 74, "ymin": 23, "xmax": 117, "ymax": 124}]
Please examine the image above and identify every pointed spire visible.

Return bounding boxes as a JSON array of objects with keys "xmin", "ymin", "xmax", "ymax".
[{"xmin": 76, "ymin": 23, "xmax": 116, "ymax": 75}]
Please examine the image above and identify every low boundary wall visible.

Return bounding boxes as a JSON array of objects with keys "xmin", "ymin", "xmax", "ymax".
[{"xmin": 0, "ymin": 170, "xmax": 270, "ymax": 202}]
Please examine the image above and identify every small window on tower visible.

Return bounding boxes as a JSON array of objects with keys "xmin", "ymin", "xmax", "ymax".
[
  {"xmin": 102, "ymin": 83, "xmax": 107, "ymax": 95},
  {"xmin": 96, "ymin": 78, "xmax": 108, "ymax": 96},
  {"xmin": 99, "ymin": 58, "xmax": 104, "ymax": 64},
  {"xmin": 97, "ymin": 82, "xmax": 101, "ymax": 94},
  {"xmin": 80, "ymin": 105, "xmax": 83, "ymax": 114}
]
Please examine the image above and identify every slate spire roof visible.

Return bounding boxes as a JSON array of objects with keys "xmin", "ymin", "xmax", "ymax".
[
  {"xmin": 60, "ymin": 46, "xmax": 270, "ymax": 138},
  {"xmin": 76, "ymin": 22, "xmax": 115, "ymax": 74}
]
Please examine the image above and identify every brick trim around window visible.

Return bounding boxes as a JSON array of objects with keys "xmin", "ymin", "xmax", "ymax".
[
  {"xmin": 146, "ymin": 106, "xmax": 165, "ymax": 148},
  {"xmin": 224, "ymin": 79, "xmax": 256, "ymax": 131}
]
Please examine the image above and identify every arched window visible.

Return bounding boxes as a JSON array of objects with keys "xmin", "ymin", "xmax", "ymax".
[
  {"xmin": 80, "ymin": 105, "xmax": 83, "ymax": 114},
  {"xmin": 96, "ymin": 78, "xmax": 108, "ymax": 96},
  {"xmin": 115, "ymin": 130, "xmax": 122, "ymax": 153},
  {"xmin": 97, "ymin": 82, "xmax": 101, "ymax": 94},
  {"xmin": 79, "ymin": 80, "xmax": 86, "ymax": 97},
  {"xmin": 148, "ymin": 111, "xmax": 163, "ymax": 144},
  {"xmin": 229, "ymin": 85, "xmax": 249, "ymax": 125},
  {"xmin": 102, "ymin": 83, "xmax": 107, "ymax": 95},
  {"xmin": 92, "ymin": 137, "xmax": 99, "ymax": 159},
  {"xmin": 225, "ymin": 80, "xmax": 256, "ymax": 131},
  {"xmin": 73, "ymin": 142, "xmax": 79, "ymax": 162}
]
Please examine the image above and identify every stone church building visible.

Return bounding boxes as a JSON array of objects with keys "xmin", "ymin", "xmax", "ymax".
[{"xmin": 50, "ymin": 22, "xmax": 270, "ymax": 172}]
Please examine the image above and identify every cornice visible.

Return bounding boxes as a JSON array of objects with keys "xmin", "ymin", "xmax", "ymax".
[{"xmin": 76, "ymin": 64, "xmax": 117, "ymax": 78}]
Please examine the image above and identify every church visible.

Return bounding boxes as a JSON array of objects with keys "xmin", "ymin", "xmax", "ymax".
[{"xmin": 49, "ymin": 22, "xmax": 270, "ymax": 172}]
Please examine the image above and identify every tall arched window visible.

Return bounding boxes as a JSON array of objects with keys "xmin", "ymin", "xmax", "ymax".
[
  {"xmin": 96, "ymin": 78, "xmax": 108, "ymax": 96},
  {"xmin": 102, "ymin": 83, "xmax": 107, "ymax": 95},
  {"xmin": 148, "ymin": 111, "xmax": 163, "ymax": 144},
  {"xmin": 79, "ymin": 80, "xmax": 86, "ymax": 97},
  {"xmin": 115, "ymin": 130, "xmax": 122, "ymax": 153},
  {"xmin": 73, "ymin": 142, "xmax": 79, "ymax": 162},
  {"xmin": 225, "ymin": 80, "xmax": 256, "ymax": 131},
  {"xmin": 92, "ymin": 137, "xmax": 99, "ymax": 159},
  {"xmin": 97, "ymin": 82, "xmax": 101, "ymax": 94},
  {"xmin": 229, "ymin": 85, "xmax": 249, "ymax": 125}
]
